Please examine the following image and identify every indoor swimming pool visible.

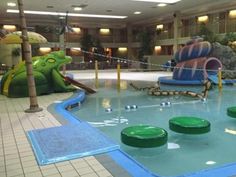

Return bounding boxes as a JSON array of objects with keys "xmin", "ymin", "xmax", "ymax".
[{"xmin": 71, "ymin": 80, "xmax": 236, "ymax": 176}]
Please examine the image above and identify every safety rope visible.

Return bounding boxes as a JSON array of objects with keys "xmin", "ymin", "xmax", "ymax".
[{"xmin": 75, "ymin": 49, "xmax": 236, "ymax": 74}]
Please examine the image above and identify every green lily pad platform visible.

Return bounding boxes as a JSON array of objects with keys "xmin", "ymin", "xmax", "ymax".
[
  {"xmin": 169, "ymin": 116, "xmax": 211, "ymax": 134},
  {"xmin": 121, "ymin": 125, "xmax": 168, "ymax": 148},
  {"xmin": 227, "ymin": 106, "xmax": 236, "ymax": 118}
]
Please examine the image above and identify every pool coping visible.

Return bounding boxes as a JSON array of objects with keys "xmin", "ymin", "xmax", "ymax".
[
  {"xmin": 52, "ymin": 90, "xmax": 159, "ymax": 177},
  {"xmin": 52, "ymin": 90, "xmax": 236, "ymax": 177}
]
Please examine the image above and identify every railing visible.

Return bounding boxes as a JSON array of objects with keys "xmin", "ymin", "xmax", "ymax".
[
  {"xmin": 65, "ymin": 61, "xmax": 130, "ymax": 70},
  {"xmin": 179, "ymin": 20, "xmax": 236, "ymax": 38},
  {"xmin": 35, "ymin": 32, "xmax": 128, "ymax": 43},
  {"xmin": 155, "ymin": 19, "xmax": 236, "ymax": 39},
  {"xmin": 31, "ymin": 19, "xmax": 236, "ymax": 44}
]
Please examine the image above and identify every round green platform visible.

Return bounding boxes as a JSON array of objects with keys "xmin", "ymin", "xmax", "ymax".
[
  {"xmin": 169, "ymin": 116, "xmax": 210, "ymax": 134},
  {"xmin": 121, "ymin": 125, "xmax": 168, "ymax": 148},
  {"xmin": 227, "ymin": 107, "xmax": 236, "ymax": 118}
]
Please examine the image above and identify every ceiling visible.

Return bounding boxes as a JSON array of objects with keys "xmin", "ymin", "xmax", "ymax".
[{"xmin": 1, "ymin": 0, "xmax": 236, "ymax": 28}]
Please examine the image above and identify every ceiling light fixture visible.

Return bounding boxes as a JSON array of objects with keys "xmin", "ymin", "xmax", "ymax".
[
  {"xmin": 132, "ymin": 0, "xmax": 181, "ymax": 4},
  {"xmin": 198, "ymin": 15, "xmax": 208, "ymax": 22},
  {"xmin": 155, "ymin": 46, "xmax": 162, "ymax": 51},
  {"xmin": 74, "ymin": 7, "xmax": 82, "ymax": 11},
  {"xmin": 229, "ymin": 10, "xmax": 236, "ymax": 18},
  {"xmin": 157, "ymin": 3, "xmax": 167, "ymax": 7},
  {"xmin": 134, "ymin": 11, "xmax": 141, "ymax": 15},
  {"xmin": 3, "ymin": 25, "xmax": 16, "ymax": 31},
  {"xmin": 7, "ymin": 2, "xmax": 16, "ymax": 7},
  {"xmin": 156, "ymin": 24, "xmax": 164, "ymax": 30},
  {"xmin": 71, "ymin": 47, "xmax": 81, "ymax": 51},
  {"xmin": 100, "ymin": 28, "xmax": 110, "ymax": 34},
  {"xmin": 72, "ymin": 27, "xmax": 81, "ymax": 33},
  {"xmin": 39, "ymin": 47, "xmax": 52, "ymax": 53},
  {"xmin": 118, "ymin": 47, "xmax": 128, "ymax": 52},
  {"xmin": 7, "ymin": 9, "xmax": 127, "ymax": 19}
]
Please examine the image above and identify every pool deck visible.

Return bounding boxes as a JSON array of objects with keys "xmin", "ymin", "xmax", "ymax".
[
  {"xmin": 0, "ymin": 70, "xmax": 170, "ymax": 177},
  {"xmin": 2, "ymin": 70, "xmax": 236, "ymax": 177}
]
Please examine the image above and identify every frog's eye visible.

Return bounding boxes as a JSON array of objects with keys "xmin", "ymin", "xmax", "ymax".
[{"xmin": 46, "ymin": 58, "xmax": 56, "ymax": 63}]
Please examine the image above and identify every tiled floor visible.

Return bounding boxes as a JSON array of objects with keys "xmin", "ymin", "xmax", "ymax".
[
  {"xmin": 0, "ymin": 70, "xmax": 171, "ymax": 177},
  {"xmin": 0, "ymin": 92, "xmax": 122, "ymax": 177}
]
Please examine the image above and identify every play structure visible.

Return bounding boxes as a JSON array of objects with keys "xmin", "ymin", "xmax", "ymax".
[
  {"xmin": 121, "ymin": 116, "xmax": 211, "ymax": 148},
  {"xmin": 0, "ymin": 51, "xmax": 95, "ymax": 97},
  {"xmin": 121, "ymin": 125, "xmax": 168, "ymax": 148},
  {"xmin": 159, "ymin": 37, "xmax": 223, "ymax": 85},
  {"xmin": 169, "ymin": 116, "xmax": 211, "ymax": 134},
  {"xmin": 227, "ymin": 106, "xmax": 236, "ymax": 118},
  {"xmin": 63, "ymin": 76, "xmax": 96, "ymax": 94}
]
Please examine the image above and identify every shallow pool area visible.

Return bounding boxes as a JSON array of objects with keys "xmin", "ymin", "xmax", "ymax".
[{"xmin": 71, "ymin": 80, "xmax": 236, "ymax": 176}]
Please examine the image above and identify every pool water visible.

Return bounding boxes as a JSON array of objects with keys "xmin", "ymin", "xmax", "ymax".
[{"xmin": 71, "ymin": 80, "xmax": 236, "ymax": 176}]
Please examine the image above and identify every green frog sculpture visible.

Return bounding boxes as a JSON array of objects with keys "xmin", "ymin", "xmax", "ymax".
[{"xmin": 0, "ymin": 51, "xmax": 76, "ymax": 97}]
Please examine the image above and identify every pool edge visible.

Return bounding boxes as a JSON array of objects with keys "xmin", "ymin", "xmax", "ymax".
[{"xmin": 51, "ymin": 90, "xmax": 236, "ymax": 177}]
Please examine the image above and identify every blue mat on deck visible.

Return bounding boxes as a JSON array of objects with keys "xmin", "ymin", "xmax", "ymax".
[{"xmin": 27, "ymin": 122, "xmax": 119, "ymax": 165}]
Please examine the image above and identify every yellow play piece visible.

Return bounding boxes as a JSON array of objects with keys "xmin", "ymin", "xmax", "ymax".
[{"xmin": 3, "ymin": 61, "xmax": 25, "ymax": 96}]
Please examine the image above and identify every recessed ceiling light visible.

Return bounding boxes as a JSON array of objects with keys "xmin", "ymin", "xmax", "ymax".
[
  {"xmin": 132, "ymin": 0, "xmax": 181, "ymax": 3},
  {"xmin": 74, "ymin": 7, "xmax": 82, "ymax": 11},
  {"xmin": 72, "ymin": 27, "xmax": 81, "ymax": 33},
  {"xmin": 3, "ymin": 25, "xmax": 16, "ymax": 31},
  {"xmin": 229, "ymin": 10, "xmax": 236, "ymax": 18},
  {"xmin": 71, "ymin": 47, "xmax": 81, "ymax": 51},
  {"xmin": 134, "ymin": 11, "xmax": 141, "ymax": 15},
  {"xmin": 46, "ymin": 5, "xmax": 54, "ymax": 8},
  {"xmin": 7, "ymin": 2, "xmax": 16, "ymax": 7},
  {"xmin": 198, "ymin": 15, "xmax": 208, "ymax": 22},
  {"xmin": 7, "ymin": 9, "xmax": 127, "ymax": 19},
  {"xmin": 157, "ymin": 3, "xmax": 167, "ymax": 7},
  {"xmin": 118, "ymin": 47, "xmax": 127, "ymax": 52},
  {"xmin": 156, "ymin": 24, "xmax": 164, "ymax": 29},
  {"xmin": 100, "ymin": 28, "xmax": 110, "ymax": 34},
  {"xmin": 39, "ymin": 47, "xmax": 52, "ymax": 53},
  {"xmin": 71, "ymin": 4, "xmax": 88, "ymax": 8}
]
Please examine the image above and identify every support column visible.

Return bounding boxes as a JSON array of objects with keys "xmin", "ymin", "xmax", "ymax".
[
  {"xmin": 173, "ymin": 11, "xmax": 181, "ymax": 54},
  {"xmin": 127, "ymin": 23, "xmax": 133, "ymax": 60}
]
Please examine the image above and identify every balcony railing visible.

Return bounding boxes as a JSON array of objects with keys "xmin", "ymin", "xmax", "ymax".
[{"xmin": 31, "ymin": 18, "xmax": 236, "ymax": 44}]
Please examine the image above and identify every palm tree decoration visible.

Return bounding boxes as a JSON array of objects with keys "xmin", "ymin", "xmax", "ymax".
[
  {"xmin": 137, "ymin": 28, "xmax": 154, "ymax": 69},
  {"xmin": 59, "ymin": 11, "xmax": 74, "ymax": 74},
  {"xmin": 17, "ymin": 0, "xmax": 42, "ymax": 112}
]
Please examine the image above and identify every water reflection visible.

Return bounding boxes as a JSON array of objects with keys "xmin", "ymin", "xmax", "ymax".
[
  {"xmin": 102, "ymin": 98, "xmax": 111, "ymax": 108},
  {"xmin": 167, "ymin": 142, "xmax": 180, "ymax": 150},
  {"xmin": 225, "ymin": 128, "xmax": 236, "ymax": 135},
  {"xmin": 205, "ymin": 161, "xmax": 216, "ymax": 165},
  {"xmin": 88, "ymin": 116, "xmax": 128, "ymax": 127}
]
